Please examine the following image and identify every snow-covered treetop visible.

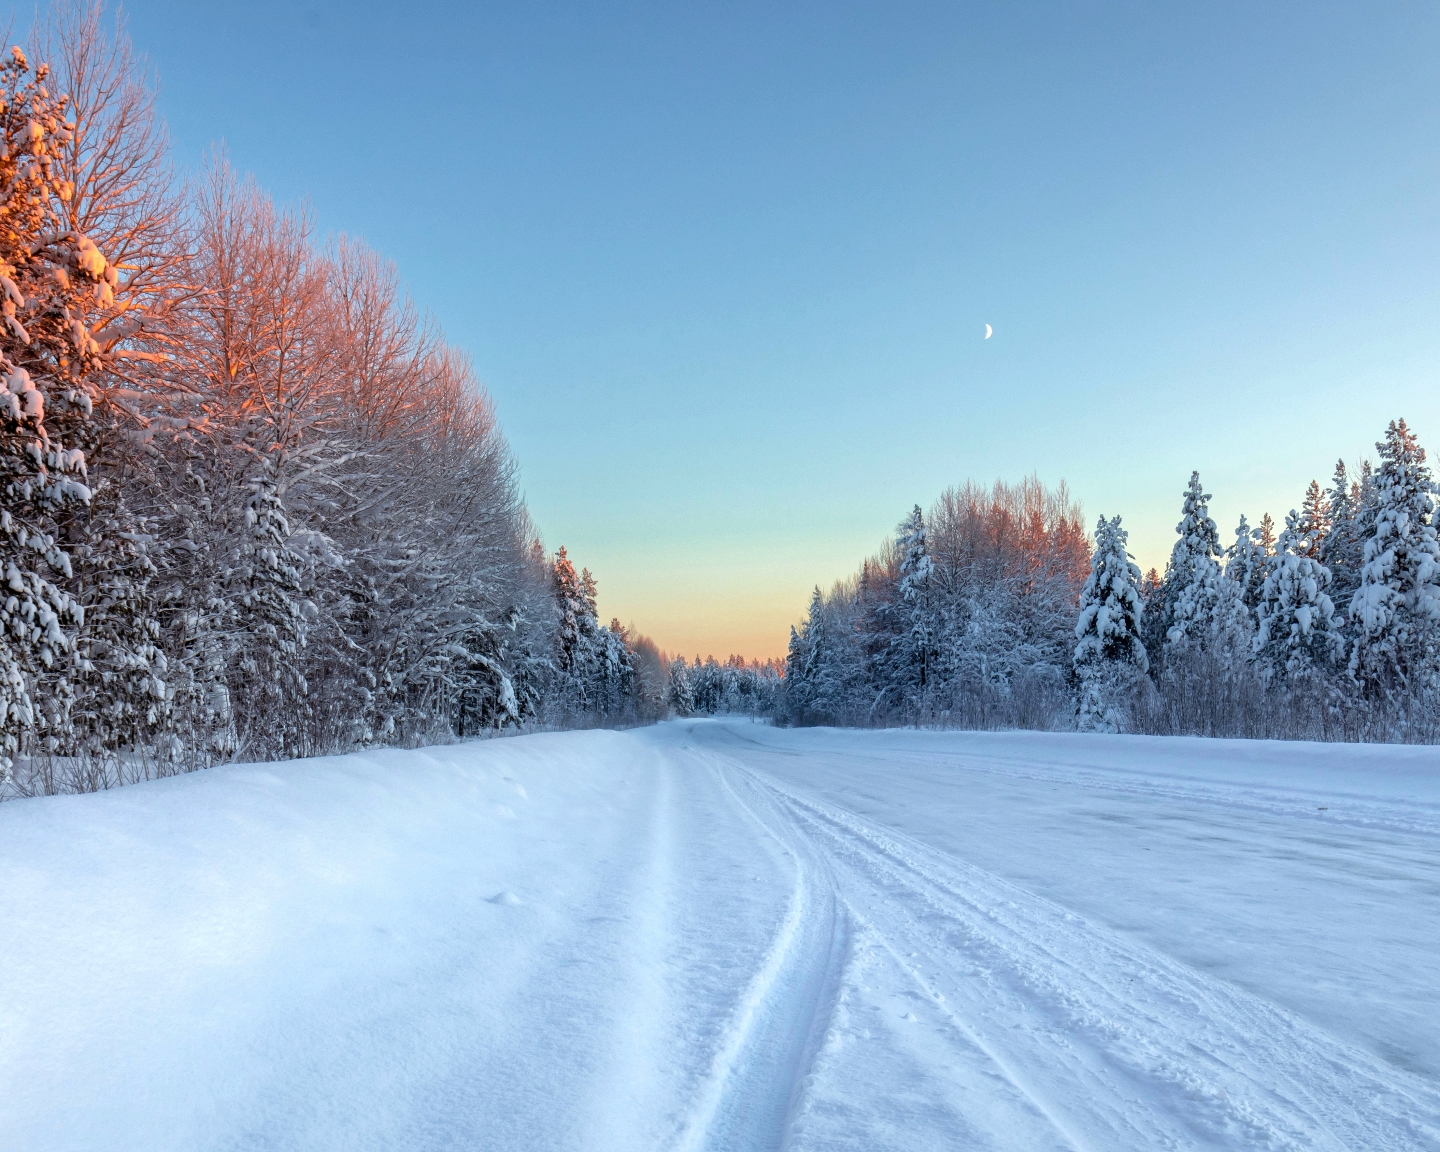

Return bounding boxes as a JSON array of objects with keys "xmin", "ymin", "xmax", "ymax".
[
  {"xmin": 1369, "ymin": 419, "xmax": 1435, "ymax": 538},
  {"xmin": 1295, "ymin": 480, "xmax": 1328, "ymax": 559},
  {"xmin": 1169, "ymin": 471, "xmax": 1221, "ymax": 577},
  {"xmin": 895, "ymin": 505, "xmax": 932, "ymax": 599},
  {"xmin": 1253, "ymin": 508, "xmax": 1341, "ymax": 679},
  {"xmin": 1326, "ymin": 460, "xmax": 1354, "ymax": 528},
  {"xmin": 1225, "ymin": 514, "xmax": 1267, "ymax": 609},
  {"xmin": 1276, "ymin": 507, "xmax": 1317, "ymax": 562}
]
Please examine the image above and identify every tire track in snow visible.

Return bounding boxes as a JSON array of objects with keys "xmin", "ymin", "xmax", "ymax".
[
  {"xmin": 726, "ymin": 759, "xmax": 1440, "ymax": 1151},
  {"xmin": 715, "ymin": 758, "xmax": 1098, "ymax": 1152},
  {"xmin": 670, "ymin": 756, "xmax": 849, "ymax": 1152},
  {"xmin": 665, "ymin": 720, "xmax": 1440, "ymax": 1152}
]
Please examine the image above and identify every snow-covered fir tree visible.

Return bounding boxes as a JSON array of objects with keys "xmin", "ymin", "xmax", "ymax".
[
  {"xmin": 0, "ymin": 46, "xmax": 136, "ymax": 766},
  {"xmin": 1253, "ymin": 509, "xmax": 1343, "ymax": 684},
  {"xmin": 1072, "ymin": 515, "xmax": 1147, "ymax": 732},
  {"xmin": 1226, "ymin": 515, "xmax": 1267, "ymax": 609},
  {"xmin": 551, "ymin": 547, "xmax": 594, "ymax": 685},
  {"xmin": 1162, "ymin": 472, "xmax": 1226, "ymax": 655},
  {"xmin": 879, "ymin": 505, "xmax": 937, "ymax": 709},
  {"xmin": 593, "ymin": 619, "xmax": 637, "ymax": 718},
  {"xmin": 1348, "ymin": 419, "xmax": 1440, "ymax": 699},
  {"xmin": 1321, "ymin": 460, "xmax": 1364, "ymax": 618},
  {"xmin": 784, "ymin": 585, "xmax": 865, "ymax": 722},
  {"xmin": 666, "ymin": 656, "xmax": 694, "ymax": 715}
]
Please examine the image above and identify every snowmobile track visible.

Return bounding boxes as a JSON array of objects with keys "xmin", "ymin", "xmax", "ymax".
[{"xmin": 698, "ymin": 743, "xmax": 1440, "ymax": 1152}]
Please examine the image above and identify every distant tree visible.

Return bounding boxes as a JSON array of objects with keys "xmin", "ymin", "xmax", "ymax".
[{"xmin": 666, "ymin": 655, "xmax": 693, "ymax": 715}]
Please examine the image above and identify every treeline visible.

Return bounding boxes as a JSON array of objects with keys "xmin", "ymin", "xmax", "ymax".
[
  {"xmin": 0, "ymin": 8, "xmax": 658, "ymax": 797},
  {"xmin": 665, "ymin": 653, "xmax": 783, "ymax": 717},
  {"xmin": 782, "ymin": 421, "xmax": 1440, "ymax": 743}
]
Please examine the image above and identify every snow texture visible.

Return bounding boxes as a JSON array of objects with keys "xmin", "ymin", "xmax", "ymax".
[{"xmin": 3, "ymin": 720, "xmax": 1439, "ymax": 1150}]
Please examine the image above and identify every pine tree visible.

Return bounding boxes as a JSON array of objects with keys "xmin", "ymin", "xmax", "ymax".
[
  {"xmin": 1296, "ymin": 480, "xmax": 1328, "ymax": 559},
  {"xmin": 1253, "ymin": 509, "xmax": 1343, "ymax": 684},
  {"xmin": 1073, "ymin": 515, "xmax": 1147, "ymax": 732},
  {"xmin": 1348, "ymin": 419, "xmax": 1440, "ymax": 699},
  {"xmin": 1255, "ymin": 512, "xmax": 1277, "ymax": 554}
]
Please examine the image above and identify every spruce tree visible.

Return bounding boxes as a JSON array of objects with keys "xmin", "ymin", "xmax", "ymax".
[
  {"xmin": 1163, "ymin": 472, "xmax": 1226, "ymax": 653},
  {"xmin": 882, "ymin": 505, "xmax": 937, "ymax": 708},
  {"xmin": 1321, "ymin": 459, "xmax": 1363, "ymax": 616},
  {"xmin": 595, "ymin": 619, "xmax": 636, "ymax": 716},
  {"xmin": 66, "ymin": 489, "xmax": 169, "ymax": 755},
  {"xmin": 1348, "ymin": 419, "xmax": 1440, "ymax": 699},
  {"xmin": 1253, "ymin": 509, "xmax": 1343, "ymax": 684},
  {"xmin": 1073, "ymin": 515, "xmax": 1147, "ymax": 731},
  {"xmin": 1226, "ymin": 515, "xmax": 1266, "ymax": 609},
  {"xmin": 666, "ymin": 655, "xmax": 694, "ymax": 715},
  {"xmin": 0, "ymin": 50, "xmax": 136, "ymax": 765},
  {"xmin": 552, "ymin": 546, "xmax": 600, "ymax": 708},
  {"xmin": 233, "ymin": 469, "xmax": 307, "ymax": 752},
  {"xmin": 784, "ymin": 587, "xmax": 826, "ymax": 720}
]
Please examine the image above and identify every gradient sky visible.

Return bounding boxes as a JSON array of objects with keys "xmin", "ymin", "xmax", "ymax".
[{"xmin": 18, "ymin": 2, "xmax": 1440, "ymax": 659}]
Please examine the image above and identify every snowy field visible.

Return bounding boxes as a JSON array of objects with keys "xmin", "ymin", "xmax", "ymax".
[{"xmin": 3, "ymin": 721, "xmax": 1439, "ymax": 1151}]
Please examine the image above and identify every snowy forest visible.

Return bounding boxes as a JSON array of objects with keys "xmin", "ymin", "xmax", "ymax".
[
  {"xmin": 4, "ymin": 6, "xmax": 1438, "ymax": 805},
  {"xmin": 0, "ymin": 9, "xmax": 671, "ymax": 798},
  {"xmin": 778, "ymin": 422, "xmax": 1440, "ymax": 742}
]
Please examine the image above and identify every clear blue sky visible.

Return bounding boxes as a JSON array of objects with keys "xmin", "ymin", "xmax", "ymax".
[{"xmin": 29, "ymin": 1, "xmax": 1440, "ymax": 658}]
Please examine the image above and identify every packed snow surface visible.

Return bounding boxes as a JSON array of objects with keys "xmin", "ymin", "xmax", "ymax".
[{"xmin": 4, "ymin": 720, "xmax": 1440, "ymax": 1150}]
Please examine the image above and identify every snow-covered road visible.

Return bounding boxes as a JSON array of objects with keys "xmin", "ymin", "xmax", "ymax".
[{"xmin": 4, "ymin": 721, "xmax": 1439, "ymax": 1150}]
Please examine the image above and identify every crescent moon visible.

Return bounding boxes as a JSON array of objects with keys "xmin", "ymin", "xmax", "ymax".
[{"xmin": 984, "ymin": 323, "xmax": 993, "ymax": 339}]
